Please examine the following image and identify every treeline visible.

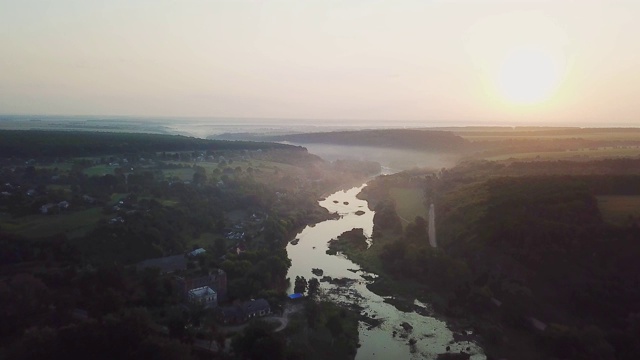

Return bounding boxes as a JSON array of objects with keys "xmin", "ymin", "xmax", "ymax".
[
  {"xmin": 0, "ymin": 130, "xmax": 300, "ymax": 158},
  {"xmin": 473, "ymin": 137, "xmax": 640, "ymax": 155},
  {"xmin": 455, "ymin": 127, "xmax": 640, "ymax": 138},
  {"xmin": 266, "ymin": 129, "xmax": 471, "ymax": 152},
  {"xmin": 0, "ymin": 255, "xmax": 192, "ymax": 360},
  {"xmin": 444, "ymin": 158, "xmax": 640, "ymax": 181}
]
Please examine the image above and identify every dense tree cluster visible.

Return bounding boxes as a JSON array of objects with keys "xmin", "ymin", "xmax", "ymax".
[
  {"xmin": 0, "ymin": 130, "xmax": 299, "ymax": 158},
  {"xmin": 436, "ymin": 171, "xmax": 640, "ymax": 359},
  {"xmin": 372, "ymin": 200, "xmax": 403, "ymax": 236},
  {"xmin": 358, "ymin": 162, "xmax": 640, "ymax": 360}
]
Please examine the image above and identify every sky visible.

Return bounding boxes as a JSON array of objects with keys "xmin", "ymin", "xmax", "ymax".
[{"xmin": 1, "ymin": 0, "xmax": 639, "ymax": 126}]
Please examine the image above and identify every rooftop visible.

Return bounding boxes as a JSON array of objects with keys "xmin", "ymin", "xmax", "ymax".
[
  {"xmin": 189, "ymin": 248, "xmax": 206, "ymax": 256},
  {"xmin": 189, "ymin": 286, "xmax": 216, "ymax": 297},
  {"xmin": 243, "ymin": 298, "xmax": 270, "ymax": 312}
]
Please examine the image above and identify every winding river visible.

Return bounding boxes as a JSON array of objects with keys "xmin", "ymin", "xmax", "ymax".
[{"xmin": 286, "ymin": 184, "xmax": 485, "ymax": 360}]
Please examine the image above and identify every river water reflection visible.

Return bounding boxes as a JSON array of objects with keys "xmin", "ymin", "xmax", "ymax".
[{"xmin": 286, "ymin": 185, "xmax": 485, "ymax": 360}]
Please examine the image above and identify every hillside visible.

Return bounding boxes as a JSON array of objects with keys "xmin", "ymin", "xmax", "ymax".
[
  {"xmin": 352, "ymin": 161, "xmax": 640, "ymax": 360},
  {"xmin": 435, "ymin": 170, "xmax": 640, "ymax": 360}
]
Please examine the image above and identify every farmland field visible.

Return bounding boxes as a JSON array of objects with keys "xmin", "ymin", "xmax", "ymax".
[
  {"xmin": 0, "ymin": 207, "xmax": 107, "ymax": 239},
  {"xmin": 484, "ymin": 147, "xmax": 640, "ymax": 161},
  {"xmin": 597, "ymin": 195, "xmax": 640, "ymax": 225},
  {"xmin": 83, "ymin": 164, "xmax": 116, "ymax": 176},
  {"xmin": 37, "ymin": 162, "xmax": 75, "ymax": 172},
  {"xmin": 450, "ymin": 128, "xmax": 640, "ymax": 141},
  {"xmin": 162, "ymin": 167, "xmax": 195, "ymax": 181}
]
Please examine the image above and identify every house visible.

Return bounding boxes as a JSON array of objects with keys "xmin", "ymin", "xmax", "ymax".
[
  {"xmin": 188, "ymin": 248, "xmax": 206, "ymax": 257},
  {"xmin": 176, "ymin": 269, "xmax": 227, "ymax": 302},
  {"xmin": 188, "ymin": 286, "xmax": 217, "ymax": 308},
  {"xmin": 40, "ymin": 203, "xmax": 56, "ymax": 214},
  {"xmin": 243, "ymin": 298, "xmax": 271, "ymax": 318},
  {"xmin": 83, "ymin": 195, "xmax": 96, "ymax": 204},
  {"xmin": 217, "ymin": 306, "xmax": 245, "ymax": 324},
  {"xmin": 216, "ymin": 299, "xmax": 271, "ymax": 325},
  {"xmin": 235, "ymin": 242, "xmax": 246, "ymax": 255}
]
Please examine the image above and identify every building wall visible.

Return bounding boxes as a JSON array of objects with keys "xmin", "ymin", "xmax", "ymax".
[{"xmin": 176, "ymin": 269, "xmax": 227, "ymax": 302}]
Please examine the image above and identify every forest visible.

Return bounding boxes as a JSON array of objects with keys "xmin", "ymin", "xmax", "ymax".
[
  {"xmin": 0, "ymin": 130, "xmax": 299, "ymax": 158},
  {"xmin": 435, "ymin": 172, "xmax": 640, "ymax": 360},
  {"xmin": 353, "ymin": 160, "xmax": 640, "ymax": 360}
]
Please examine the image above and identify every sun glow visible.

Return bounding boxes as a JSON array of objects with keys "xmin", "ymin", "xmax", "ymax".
[{"xmin": 497, "ymin": 46, "xmax": 563, "ymax": 105}]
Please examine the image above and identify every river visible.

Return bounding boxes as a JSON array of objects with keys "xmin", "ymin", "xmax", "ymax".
[{"xmin": 286, "ymin": 184, "xmax": 485, "ymax": 360}]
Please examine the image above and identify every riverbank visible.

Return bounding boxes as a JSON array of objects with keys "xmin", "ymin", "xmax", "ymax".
[
  {"xmin": 282, "ymin": 299, "xmax": 360, "ymax": 360},
  {"xmin": 352, "ymin": 173, "xmax": 550, "ymax": 360},
  {"xmin": 328, "ymin": 226, "xmax": 482, "ymax": 342},
  {"xmin": 286, "ymin": 183, "xmax": 485, "ymax": 359}
]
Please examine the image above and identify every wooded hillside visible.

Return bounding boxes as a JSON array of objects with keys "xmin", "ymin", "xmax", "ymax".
[{"xmin": 0, "ymin": 130, "xmax": 300, "ymax": 158}]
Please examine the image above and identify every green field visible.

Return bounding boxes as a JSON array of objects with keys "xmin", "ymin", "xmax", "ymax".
[
  {"xmin": 452, "ymin": 128, "xmax": 640, "ymax": 141},
  {"xmin": 37, "ymin": 162, "xmax": 75, "ymax": 172},
  {"xmin": 163, "ymin": 159, "xmax": 304, "ymax": 182},
  {"xmin": 162, "ymin": 167, "xmax": 195, "ymax": 181},
  {"xmin": 597, "ymin": 195, "xmax": 640, "ymax": 225},
  {"xmin": 389, "ymin": 187, "xmax": 428, "ymax": 226},
  {"xmin": 47, "ymin": 184, "xmax": 71, "ymax": 193},
  {"xmin": 0, "ymin": 207, "xmax": 106, "ymax": 239},
  {"xmin": 83, "ymin": 164, "xmax": 116, "ymax": 176}
]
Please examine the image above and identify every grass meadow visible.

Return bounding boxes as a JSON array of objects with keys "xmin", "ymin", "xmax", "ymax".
[
  {"xmin": 0, "ymin": 207, "xmax": 106, "ymax": 239},
  {"xmin": 388, "ymin": 187, "xmax": 428, "ymax": 227}
]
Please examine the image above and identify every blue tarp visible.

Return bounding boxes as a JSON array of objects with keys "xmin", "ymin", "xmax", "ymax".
[{"xmin": 288, "ymin": 293, "xmax": 303, "ymax": 299}]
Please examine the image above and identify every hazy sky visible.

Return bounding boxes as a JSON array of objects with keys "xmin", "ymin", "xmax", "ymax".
[{"xmin": 1, "ymin": 1, "xmax": 639, "ymax": 125}]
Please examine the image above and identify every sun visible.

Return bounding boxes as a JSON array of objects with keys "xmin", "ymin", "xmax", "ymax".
[{"xmin": 497, "ymin": 46, "xmax": 562, "ymax": 105}]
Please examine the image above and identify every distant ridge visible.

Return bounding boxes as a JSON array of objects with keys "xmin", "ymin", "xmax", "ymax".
[
  {"xmin": 0, "ymin": 130, "xmax": 302, "ymax": 158},
  {"xmin": 218, "ymin": 129, "xmax": 471, "ymax": 153}
]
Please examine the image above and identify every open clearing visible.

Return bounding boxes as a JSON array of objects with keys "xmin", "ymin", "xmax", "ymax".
[
  {"xmin": 83, "ymin": 165, "xmax": 116, "ymax": 176},
  {"xmin": 389, "ymin": 187, "xmax": 427, "ymax": 226},
  {"xmin": 597, "ymin": 195, "xmax": 640, "ymax": 225}
]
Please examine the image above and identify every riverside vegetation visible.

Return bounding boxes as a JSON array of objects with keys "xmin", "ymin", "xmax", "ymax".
[{"xmin": 333, "ymin": 158, "xmax": 640, "ymax": 360}]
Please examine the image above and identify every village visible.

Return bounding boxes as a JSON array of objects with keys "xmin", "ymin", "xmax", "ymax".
[{"xmin": 137, "ymin": 247, "xmax": 275, "ymax": 328}]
